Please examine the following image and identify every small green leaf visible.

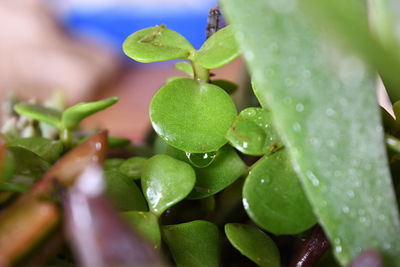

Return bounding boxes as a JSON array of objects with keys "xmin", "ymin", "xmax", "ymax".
[
  {"xmin": 7, "ymin": 137, "xmax": 63, "ymax": 163},
  {"xmin": 226, "ymin": 107, "xmax": 282, "ymax": 155},
  {"xmin": 150, "ymin": 78, "xmax": 237, "ymax": 153},
  {"xmin": 104, "ymin": 158, "xmax": 125, "ymax": 171},
  {"xmin": 62, "ymin": 97, "xmax": 118, "ymax": 129},
  {"xmin": 163, "ymin": 220, "xmax": 220, "ymax": 267},
  {"xmin": 188, "ymin": 146, "xmax": 247, "ymax": 199},
  {"xmin": 104, "ymin": 170, "xmax": 148, "ymax": 212},
  {"xmin": 225, "ymin": 223, "xmax": 280, "ymax": 267},
  {"xmin": 141, "ymin": 155, "xmax": 195, "ymax": 216},
  {"xmin": 194, "ymin": 25, "xmax": 240, "ymax": 69},
  {"xmin": 108, "ymin": 136, "xmax": 131, "ymax": 148},
  {"xmin": 211, "ymin": 80, "xmax": 238, "ymax": 94},
  {"xmin": 121, "ymin": 211, "xmax": 161, "ymax": 249},
  {"xmin": 175, "ymin": 61, "xmax": 194, "ymax": 77},
  {"xmin": 123, "ymin": 25, "xmax": 195, "ymax": 63},
  {"xmin": 243, "ymin": 150, "xmax": 316, "ymax": 235},
  {"xmin": 14, "ymin": 103, "xmax": 61, "ymax": 128},
  {"xmin": 119, "ymin": 157, "xmax": 147, "ymax": 179}
]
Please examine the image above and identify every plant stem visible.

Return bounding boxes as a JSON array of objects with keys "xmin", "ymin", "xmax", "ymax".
[
  {"xmin": 191, "ymin": 61, "xmax": 210, "ymax": 82},
  {"xmin": 60, "ymin": 128, "xmax": 73, "ymax": 149}
]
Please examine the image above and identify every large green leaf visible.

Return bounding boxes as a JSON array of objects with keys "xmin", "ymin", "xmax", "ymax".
[
  {"xmin": 150, "ymin": 78, "xmax": 237, "ymax": 153},
  {"xmin": 243, "ymin": 150, "xmax": 316, "ymax": 235},
  {"xmin": 221, "ymin": 0, "xmax": 400, "ymax": 265},
  {"xmin": 163, "ymin": 220, "xmax": 220, "ymax": 267},
  {"xmin": 141, "ymin": 155, "xmax": 195, "ymax": 216},
  {"xmin": 7, "ymin": 137, "xmax": 63, "ymax": 163},
  {"xmin": 123, "ymin": 25, "xmax": 195, "ymax": 63},
  {"xmin": 225, "ymin": 223, "xmax": 280, "ymax": 267},
  {"xmin": 195, "ymin": 25, "xmax": 240, "ymax": 69},
  {"xmin": 104, "ymin": 170, "xmax": 148, "ymax": 212},
  {"xmin": 188, "ymin": 146, "xmax": 247, "ymax": 199}
]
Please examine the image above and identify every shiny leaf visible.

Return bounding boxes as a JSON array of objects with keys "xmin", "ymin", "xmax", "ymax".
[
  {"xmin": 163, "ymin": 220, "xmax": 220, "ymax": 267},
  {"xmin": 221, "ymin": 0, "xmax": 400, "ymax": 263},
  {"xmin": 243, "ymin": 150, "xmax": 316, "ymax": 235},
  {"xmin": 188, "ymin": 146, "xmax": 247, "ymax": 199},
  {"xmin": 150, "ymin": 78, "xmax": 237, "ymax": 153},
  {"xmin": 225, "ymin": 223, "xmax": 280, "ymax": 267},
  {"xmin": 7, "ymin": 137, "xmax": 63, "ymax": 163},
  {"xmin": 141, "ymin": 154, "xmax": 195, "ymax": 216},
  {"xmin": 104, "ymin": 170, "xmax": 147, "ymax": 212},
  {"xmin": 14, "ymin": 103, "xmax": 61, "ymax": 128},
  {"xmin": 226, "ymin": 107, "xmax": 282, "ymax": 155},
  {"xmin": 123, "ymin": 25, "xmax": 195, "ymax": 63},
  {"xmin": 62, "ymin": 97, "xmax": 118, "ymax": 130},
  {"xmin": 121, "ymin": 211, "xmax": 161, "ymax": 249},
  {"xmin": 195, "ymin": 25, "xmax": 240, "ymax": 69},
  {"xmin": 119, "ymin": 157, "xmax": 147, "ymax": 179}
]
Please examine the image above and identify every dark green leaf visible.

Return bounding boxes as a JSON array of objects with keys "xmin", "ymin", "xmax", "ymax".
[
  {"xmin": 108, "ymin": 136, "xmax": 131, "ymax": 148},
  {"xmin": 211, "ymin": 80, "xmax": 238, "ymax": 94},
  {"xmin": 14, "ymin": 103, "xmax": 61, "ymax": 128},
  {"xmin": 141, "ymin": 155, "xmax": 195, "ymax": 216},
  {"xmin": 7, "ymin": 137, "xmax": 63, "ymax": 163},
  {"xmin": 104, "ymin": 170, "xmax": 148, "ymax": 212},
  {"xmin": 243, "ymin": 150, "xmax": 316, "ymax": 234},
  {"xmin": 121, "ymin": 211, "xmax": 161, "ymax": 249},
  {"xmin": 119, "ymin": 157, "xmax": 147, "ymax": 179},
  {"xmin": 195, "ymin": 25, "xmax": 240, "ymax": 69},
  {"xmin": 225, "ymin": 223, "xmax": 280, "ymax": 267},
  {"xmin": 175, "ymin": 61, "xmax": 194, "ymax": 77},
  {"xmin": 188, "ymin": 146, "xmax": 247, "ymax": 199},
  {"xmin": 221, "ymin": 0, "xmax": 400, "ymax": 263},
  {"xmin": 123, "ymin": 25, "xmax": 195, "ymax": 63},
  {"xmin": 62, "ymin": 97, "xmax": 118, "ymax": 129},
  {"xmin": 150, "ymin": 78, "xmax": 237, "ymax": 153},
  {"xmin": 226, "ymin": 107, "xmax": 282, "ymax": 155},
  {"xmin": 163, "ymin": 220, "xmax": 220, "ymax": 267}
]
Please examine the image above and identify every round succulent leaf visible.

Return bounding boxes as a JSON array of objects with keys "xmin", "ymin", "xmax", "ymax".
[
  {"xmin": 227, "ymin": 107, "xmax": 282, "ymax": 155},
  {"xmin": 225, "ymin": 223, "xmax": 280, "ymax": 267},
  {"xmin": 163, "ymin": 220, "xmax": 220, "ymax": 267},
  {"xmin": 62, "ymin": 97, "xmax": 118, "ymax": 129},
  {"xmin": 7, "ymin": 137, "xmax": 63, "ymax": 163},
  {"xmin": 188, "ymin": 146, "xmax": 247, "ymax": 199},
  {"xmin": 195, "ymin": 25, "xmax": 240, "ymax": 69},
  {"xmin": 121, "ymin": 211, "xmax": 161, "ymax": 249},
  {"xmin": 150, "ymin": 78, "xmax": 237, "ymax": 153},
  {"xmin": 104, "ymin": 170, "xmax": 148, "ymax": 212},
  {"xmin": 211, "ymin": 80, "xmax": 238, "ymax": 94},
  {"xmin": 123, "ymin": 25, "xmax": 195, "ymax": 63},
  {"xmin": 14, "ymin": 103, "xmax": 61, "ymax": 128},
  {"xmin": 175, "ymin": 61, "xmax": 194, "ymax": 77},
  {"xmin": 119, "ymin": 157, "xmax": 147, "ymax": 179},
  {"xmin": 141, "ymin": 154, "xmax": 196, "ymax": 216},
  {"xmin": 243, "ymin": 150, "xmax": 317, "ymax": 235}
]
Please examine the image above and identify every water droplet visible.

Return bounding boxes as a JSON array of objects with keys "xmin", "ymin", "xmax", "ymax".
[
  {"xmin": 306, "ymin": 170, "xmax": 320, "ymax": 186},
  {"xmin": 342, "ymin": 206, "xmax": 350, "ymax": 214},
  {"xmin": 326, "ymin": 108, "xmax": 336, "ymax": 117},
  {"xmin": 292, "ymin": 122, "xmax": 302, "ymax": 132},
  {"xmin": 246, "ymin": 51, "xmax": 255, "ymax": 61},
  {"xmin": 186, "ymin": 151, "xmax": 217, "ymax": 168},
  {"xmin": 295, "ymin": 103, "xmax": 304, "ymax": 112},
  {"xmin": 359, "ymin": 216, "xmax": 367, "ymax": 223},
  {"xmin": 242, "ymin": 198, "xmax": 249, "ymax": 210},
  {"xmin": 347, "ymin": 190, "xmax": 355, "ymax": 198},
  {"xmin": 335, "ymin": 246, "xmax": 343, "ymax": 254}
]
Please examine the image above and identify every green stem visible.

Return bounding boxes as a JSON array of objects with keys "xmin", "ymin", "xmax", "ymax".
[
  {"xmin": 191, "ymin": 61, "xmax": 210, "ymax": 82},
  {"xmin": 60, "ymin": 128, "xmax": 73, "ymax": 149}
]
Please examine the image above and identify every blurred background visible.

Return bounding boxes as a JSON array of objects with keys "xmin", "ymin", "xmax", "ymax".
[{"xmin": 0, "ymin": 0, "xmax": 243, "ymax": 143}]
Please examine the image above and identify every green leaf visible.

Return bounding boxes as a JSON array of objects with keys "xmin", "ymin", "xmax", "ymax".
[
  {"xmin": 104, "ymin": 158, "xmax": 125, "ymax": 171},
  {"xmin": 141, "ymin": 155, "xmax": 195, "ymax": 216},
  {"xmin": 104, "ymin": 170, "xmax": 148, "ymax": 212},
  {"xmin": 119, "ymin": 157, "xmax": 147, "ymax": 179},
  {"xmin": 121, "ymin": 211, "xmax": 161, "ymax": 249},
  {"xmin": 150, "ymin": 78, "xmax": 237, "ymax": 153},
  {"xmin": 243, "ymin": 150, "xmax": 316, "ymax": 234},
  {"xmin": 185, "ymin": 151, "xmax": 217, "ymax": 168},
  {"xmin": 221, "ymin": 0, "xmax": 400, "ymax": 264},
  {"xmin": 226, "ymin": 107, "xmax": 282, "ymax": 155},
  {"xmin": 188, "ymin": 146, "xmax": 247, "ymax": 199},
  {"xmin": 194, "ymin": 25, "xmax": 240, "ymax": 69},
  {"xmin": 225, "ymin": 223, "xmax": 280, "ymax": 267},
  {"xmin": 163, "ymin": 220, "xmax": 220, "ymax": 267},
  {"xmin": 211, "ymin": 80, "xmax": 238, "ymax": 95},
  {"xmin": 4, "ymin": 146, "xmax": 51, "ymax": 191},
  {"xmin": 7, "ymin": 137, "xmax": 63, "ymax": 163},
  {"xmin": 123, "ymin": 25, "xmax": 195, "ymax": 63},
  {"xmin": 175, "ymin": 61, "xmax": 194, "ymax": 77},
  {"xmin": 14, "ymin": 103, "xmax": 61, "ymax": 128},
  {"xmin": 61, "ymin": 97, "xmax": 118, "ymax": 129}
]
